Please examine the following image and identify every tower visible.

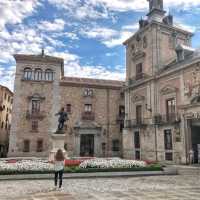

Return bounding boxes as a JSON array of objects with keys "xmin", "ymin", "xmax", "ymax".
[{"xmin": 147, "ymin": 0, "xmax": 166, "ymax": 22}]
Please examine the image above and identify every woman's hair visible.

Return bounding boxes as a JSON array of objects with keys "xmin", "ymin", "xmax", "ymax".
[{"xmin": 55, "ymin": 149, "xmax": 65, "ymax": 161}]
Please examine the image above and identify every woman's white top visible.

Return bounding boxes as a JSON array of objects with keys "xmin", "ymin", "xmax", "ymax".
[{"xmin": 54, "ymin": 160, "xmax": 65, "ymax": 171}]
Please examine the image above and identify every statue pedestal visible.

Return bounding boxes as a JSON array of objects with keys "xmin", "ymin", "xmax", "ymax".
[{"xmin": 49, "ymin": 133, "xmax": 68, "ymax": 161}]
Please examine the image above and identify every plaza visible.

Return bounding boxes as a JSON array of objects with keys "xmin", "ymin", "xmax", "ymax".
[{"xmin": 1, "ymin": 174, "xmax": 200, "ymax": 200}]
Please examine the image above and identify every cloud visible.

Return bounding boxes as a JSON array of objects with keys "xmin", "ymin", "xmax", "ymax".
[
  {"xmin": 0, "ymin": 65, "xmax": 16, "ymax": 91},
  {"xmin": 81, "ymin": 27, "xmax": 118, "ymax": 40},
  {"xmin": 80, "ymin": 23, "xmax": 138, "ymax": 47},
  {"xmin": 0, "ymin": 0, "xmax": 40, "ymax": 30},
  {"xmin": 38, "ymin": 19, "xmax": 65, "ymax": 32},
  {"xmin": 48, "ymin": 0, "xmax": 200, "ymax": 15},
  {"xmin": 48, "ymin": 0, "xmax": 109, "ymax": 20},
  {"xmin": 64, "ymin": 61, "xmax": 125, "ymax": 81}
]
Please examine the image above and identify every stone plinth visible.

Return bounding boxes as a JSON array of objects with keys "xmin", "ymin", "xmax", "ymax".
[{"xmin": 49, "ymin": 133, "xmax": 68, "ymax": 161}]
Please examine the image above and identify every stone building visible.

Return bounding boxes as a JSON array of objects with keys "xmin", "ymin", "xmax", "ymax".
[
  {"xmin": 0, "ymin": 85, "xmax": 13, "ymax": 157},
  {"xmin": 8, "ymin": 53, "xmax": 125, "ymax": 157},
  {"xmin": 123, "ymin": 0, "xmax": 200, "ymax": 164}
]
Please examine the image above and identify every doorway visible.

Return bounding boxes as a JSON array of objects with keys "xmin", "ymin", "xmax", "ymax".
[
  {"xmin": 191, "ymin": 125, "xmax": 200, "ymax": 163},
  {"xmin": 80, "ymin": 134, "xmax": 94, "ymax": 157}
]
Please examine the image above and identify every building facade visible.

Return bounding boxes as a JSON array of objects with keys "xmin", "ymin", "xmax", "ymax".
[
  {"xmin": 0, "ymin": 85, "xmax": 13, "ymax": 157},
  {"xmin": 8, "ymin": 53, "xmax": 124, "ymax": 157},
  {"xmin": 123, "ymin": 0, "xmax": 200, "ymax": 164}
]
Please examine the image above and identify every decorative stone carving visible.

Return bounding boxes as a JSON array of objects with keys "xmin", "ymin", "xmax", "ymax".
[
  {"xmin": 131, "ymin": 94, "xmax": 145, "ymax": 102},
  {"xmin": 132, "ymin": 51, "xmax": 146, "ymax": 61},
  {"xmin": 160, "ymin": 85, "xmax": 178, "ymax": 95}
]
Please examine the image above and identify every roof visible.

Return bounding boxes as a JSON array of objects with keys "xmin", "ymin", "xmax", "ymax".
[
  {"xmin": 0, "ymin": 85, "xmax": 13, "ymax": 95},
  {"xmin": 14, "ymin": 53, "xmax": 64, "ymax": 76},
  {"xmin": 60, "ymin": 76, "xmax": 124, "ymax": 89},
  {"xmin": 13, "ymin": 54, "xmax": 64, "ymax": 64}
]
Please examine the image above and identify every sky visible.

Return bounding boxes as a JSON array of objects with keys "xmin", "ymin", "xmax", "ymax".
[{"xmin": 1, "ymin": 0, "xmax": 200, "ymax": 91}]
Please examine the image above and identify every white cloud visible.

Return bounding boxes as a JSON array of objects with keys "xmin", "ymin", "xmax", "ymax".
[
  {"xmin": 38, "ymin": 19, "xmax": 65, "ymax": 32},
  {"xmin": 80, "ymin": 23, "xmax": 138, "ymax": 48},
  {"xmin": 48, "ymin": 0, "xmax": 200, "ymax": 14},
  {"xmin": 103, "ymin": 31, "xmax": 133, "ymax": 47},
  {"xmin": 0, "ymin": 0, "xmax": 40, "ymax": 30},
  {"xmin": 81, "ymin": 27, "xmax": 118, "ymax": 40},
  {"xmin": 64, "ymin": 61, "xmax": 125, "ymax": 81},
  {"xmin": 48, "ymin": 0, "xmax": 109, "ymax": 20},
  {"xmin": 0, "ymin": 65, "xmax": 16, "ymax": 91}
]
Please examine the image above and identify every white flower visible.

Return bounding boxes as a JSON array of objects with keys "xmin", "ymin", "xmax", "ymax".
[
  {"xmin": 0, "ymin": 159, "xmax": 54, "ymax": 172},
  {"xmin": 79, "ymin": 158, "xmax": 146, "ymax": 169}
]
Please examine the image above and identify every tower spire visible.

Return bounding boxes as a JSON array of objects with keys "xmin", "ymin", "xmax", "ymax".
[{"xmin": 147, "ymin": 0, "xmax": 166, "ymax": 22}]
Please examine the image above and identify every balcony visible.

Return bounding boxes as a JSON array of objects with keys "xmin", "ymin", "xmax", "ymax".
[
  {"xmin": 81, "ymin": 112, "xmax": 95, "ymax": 121},
  {"xmin": 154, "ymin": 113, "xmax": 181, "ymax": 125},
  {"xmin": 125, "ymin": 118, "xmax": 149, "ymax": 128},
  {"xmin": 26, "ymin": 110, "xmax": 46, "ymax": 120}
]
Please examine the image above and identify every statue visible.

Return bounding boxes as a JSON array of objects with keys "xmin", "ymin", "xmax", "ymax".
[{"xmin": 55, "ymin": 107, "xmax": 68, "ymax": 133}]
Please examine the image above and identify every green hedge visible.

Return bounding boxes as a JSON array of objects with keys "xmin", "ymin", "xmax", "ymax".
[{"xmin": 0, "ymin": 165, "xmax": 162, "ymax": 175}]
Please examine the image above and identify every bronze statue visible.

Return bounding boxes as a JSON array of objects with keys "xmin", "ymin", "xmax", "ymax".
[{"xmin": 55, "ymin": 107, "xmax": 68, "ymax": 132}]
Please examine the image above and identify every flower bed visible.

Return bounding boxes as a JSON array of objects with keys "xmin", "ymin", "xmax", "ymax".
[
  {"xmin": 79, "ymin": 158, "xmax": 147, "ymax": 169},
  {"xmin": 0, "ymin": 158, "xmax": 162, "ymax": 175},
  {"xmin": 0, "ymin": 159, "xmax": 54, "ymax": 173}
]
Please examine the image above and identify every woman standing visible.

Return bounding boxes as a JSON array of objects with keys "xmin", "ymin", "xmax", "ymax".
[{"xmin": 54, "ymin": 149, "xmax": 65, "ymax": 190}]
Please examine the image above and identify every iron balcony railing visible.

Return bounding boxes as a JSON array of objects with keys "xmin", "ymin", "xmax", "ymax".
[
  {"xmin": 125, "ymin": 118, "xmax": 149, "ymax": 128},
  {"xmin": 26, "ymin": 110, "xmax": 46, "ymax": 120},
  {"xmin": 81, "ymin": 112, "xmax": 95, "ymax": 121},
  {"xmin": 154, "ymin": 113, "xmax": 181, "ymax": 125}
]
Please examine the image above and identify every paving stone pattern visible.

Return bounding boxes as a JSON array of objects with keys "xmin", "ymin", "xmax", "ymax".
[{"xmin": 0, "ymin": 175, "xmax": 200, "ymax": 200}]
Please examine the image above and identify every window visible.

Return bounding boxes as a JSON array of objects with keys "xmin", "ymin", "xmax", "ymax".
[
  {"xmin": 102, "ymin": 143, "xmax": 106, "ymax": 151},
  {"xmin": 34, "ymin": 69, "xmax": 43, "ymax": 81},
  {"xmin": 136, "ymin": 63, "xmax": 143, "ymax": 80},
  {"xmin": 23, "ymin": 140, "xmax": 30, "ymax": 152},
  {"xmin": 164, "ymin": 129, "xmax": 173, "ymax": 161},
  {"xmin": 37, "ymin": 140, "xmax": 43, "ymax": 152},
  {"xmin": 134, "ymin": 131, "xmax": 140, "ymax": 160},
  {"xmin": 4, "ymin": 93, "xmax": 7, "ymax": 100},
  {"xmin": 84, "ymin": 104, "xmax": 92, "ymax": 112},
  {"xmin": 120, "ymin": 122, "xmax": 124, "ymax": 133},
  {"xmin": 134, "ymin": 131, "xmax": 140, "ymax": 149},
  {"xmin": 32, "ymin": 100, "xmax": 40, "ymax": 114},
  {"xmin": 32, "ymin": 121, "xmax": 38, "ymax": 131},
  {"xmin": 119, "ymin": 105, "xmax": 125, "ymax": 117},
  {"xmin": 8, "ymin": 96, "xmax": 10, "ymax": 102},
  {"xmin": 166, "ymin": 98, "xmax": 176, "ymax": 120},
  {"xmin": 164, "ymin": 129, "xmax": 173, "ymax": 150},
  {"xmin": 24, "ymin": 68, "xmax": 32, "ymax": 80},
  {"xmin": 112, "ymin": 140, "xmax": 120, "ymax": 152},
  {"xmin": 84, "ymin": 88, "xmax": 93, "ymax": 97},
  {"xmin": 136, "ymin": 105, "xmax": 142, "ymax": 124},
  {"xmin": 66, "ymin": 104, "xmax": 71, "ymax": 113},
  {"xmin": 45, "ymin": 69, "xmax": 53, "ymax": 81},
  {"xmin": 1, "ymin": 122, "xmax": 4, "ymax": 129},
  {"xmin": 143, "ymin": 36, "xmax": 147, "ymax": 48}
]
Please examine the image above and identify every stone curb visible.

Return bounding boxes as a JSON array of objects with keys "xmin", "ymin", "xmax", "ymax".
[{"xmin": 0, "ymin": 169, "xmax": 177, "ymax": 181}]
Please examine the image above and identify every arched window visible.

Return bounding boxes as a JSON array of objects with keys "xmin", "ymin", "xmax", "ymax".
[
  {"xmin": 45, "ymin": 69, "xmax": 53, "ymax": 81},
  {"xmin": 24, "ymin": 68, "xmax": 32, "ymax": 80},
  {"xmin": 34, "ymin": 68, "xmax": 43, "ymax": 81}
]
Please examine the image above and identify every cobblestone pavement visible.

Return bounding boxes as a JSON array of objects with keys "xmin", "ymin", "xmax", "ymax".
[{"xmin": 0, "ymin": 175, "xmax": 200, "ymax": 200}]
